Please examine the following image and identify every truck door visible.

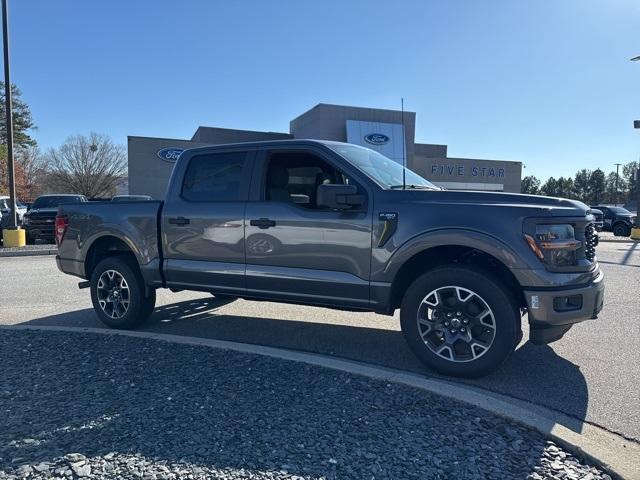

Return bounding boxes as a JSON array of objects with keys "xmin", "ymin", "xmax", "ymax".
[
  {"xmin": 244, "ymin": 146, "xmax": 373, "ymax": 308},
  {"xmin": 162, "ymin": 148, "xmax": 254, "ymax": 295}
]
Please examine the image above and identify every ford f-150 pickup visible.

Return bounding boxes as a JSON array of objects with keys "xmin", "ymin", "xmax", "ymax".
[{"xmin": 56, "ymin": 140, "xmax": 604, "ymax": 377}]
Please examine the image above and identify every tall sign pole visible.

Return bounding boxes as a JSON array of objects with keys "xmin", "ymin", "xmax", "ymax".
[
  {"xmin": 632, "ymin": 57, "xmax": 640, "ymax": 239},
  {"xmin": 2, "ymin": 0, "xmax": 17, "ymax": 229}
]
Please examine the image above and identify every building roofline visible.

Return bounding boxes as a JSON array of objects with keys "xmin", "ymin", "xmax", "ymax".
[
  {"xmin": 289, "ymin": 102, "xmax": 417, "ymax": 124},
  {"xmin": 128, "ymin": 135, "xmax": 193, "ymax": 143},
  {"xmin": 415, "ymin": 142, "xmax": 448, "ymax": 148},
  {"xmin": 191, "ymin": 125, "xmax": 291, "ymax": 140}
]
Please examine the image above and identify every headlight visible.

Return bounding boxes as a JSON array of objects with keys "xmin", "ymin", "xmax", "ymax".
[
  {"xmin": 22, "ymin": 216, "xmax": 30, "ymax": 225},
  {"xmin": 524, "ymin": 224, "xmax": 581, "ymax": 267}
]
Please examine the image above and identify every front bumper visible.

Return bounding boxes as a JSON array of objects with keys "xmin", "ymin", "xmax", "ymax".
[{"xmin": 524, "ymin": 269, "xmax": 604, "ymax": 344}]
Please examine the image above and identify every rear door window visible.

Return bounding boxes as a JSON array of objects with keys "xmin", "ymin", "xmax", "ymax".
[{"xmin": 182, "ymin": 152, "xmax": 248, "ymax": 202}]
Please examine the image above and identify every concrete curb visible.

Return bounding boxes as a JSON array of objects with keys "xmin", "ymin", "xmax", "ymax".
[
  {"xmin": 597, "ymin": 238, "xmax": 637, "ymax": 243},
  {"xmin": 1, "ymin": 325, "xmax": 637, "ymax": 479},
  {"xmin": 0, "ymin": 248, "xmax": 57, "ymax": 257}
]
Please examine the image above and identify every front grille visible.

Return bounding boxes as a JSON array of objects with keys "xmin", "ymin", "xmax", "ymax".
[
  {"xmin": 29, "ymin": 217, "xmax": 55, "ymax": 226},
  {"xmin": 584, "ymin": 223, "xmax": 597, "ymax": 261}
]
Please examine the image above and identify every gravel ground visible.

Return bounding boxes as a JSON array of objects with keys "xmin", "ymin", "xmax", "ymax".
[{"xmin": 0, "ymin": 331, "xmax": 612, "ymax": 480}]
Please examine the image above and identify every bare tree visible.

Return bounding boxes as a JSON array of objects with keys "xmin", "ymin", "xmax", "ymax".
[
  {"xmin": 45, "ymin": 133, "xmax": 126, "ymax": 198},
  {"xmin": 15, "ymin": 145, "xmax": 49, "ymax": 200}
]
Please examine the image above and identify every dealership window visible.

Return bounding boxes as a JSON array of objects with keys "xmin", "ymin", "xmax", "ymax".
[
  {"xmin": 264, "ymin": 151, "xmax": 354, "ymax": 209},
  {"xmin": 182, "ymin": 152, "xmax": 246, "ymax": 202}
]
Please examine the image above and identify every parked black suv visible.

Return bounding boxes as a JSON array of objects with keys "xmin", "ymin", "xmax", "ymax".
[
  {"xmin": 590, "ymin": 205, "xmax": 636, "ymax": 237},
  {"xmin": 23, "ymin": 194, "xmax": 87, "ymax": 244}
]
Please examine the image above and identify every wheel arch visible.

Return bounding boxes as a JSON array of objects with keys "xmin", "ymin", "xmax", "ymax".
[
  {"xmin": 84, "ymin": 234, "xmax": 140, "ymax": 279},
  {"xmin": 388, "ymin": 243, "xmax": 526, "ymax": 311},
  {"xmin": 612, "ymin": 220, "xmax": 630, "ymax": 234}
]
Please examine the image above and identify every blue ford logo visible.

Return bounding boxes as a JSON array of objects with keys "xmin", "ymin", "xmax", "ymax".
[
  {"xmin": 157, "ymin": 147, "xmax": 185, "ymax": 163},
  {"xmin": 364, "ymin": 133, "xmax": 390, "ymax": 145}
]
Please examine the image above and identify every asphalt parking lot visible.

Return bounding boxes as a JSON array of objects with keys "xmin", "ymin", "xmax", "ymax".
[{"xmin": 0, "ymin": 241, "xmax": 638, "ymax": 445}]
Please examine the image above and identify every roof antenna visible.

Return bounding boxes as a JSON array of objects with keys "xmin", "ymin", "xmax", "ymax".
[{"xmin": 401, "ymin": 98, "xmax": 406, "ymax": 190}]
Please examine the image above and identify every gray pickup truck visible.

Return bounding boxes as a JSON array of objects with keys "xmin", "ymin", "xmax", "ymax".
[{"xmin": 56, "ymin": 140, "xmax": 604, "ymax": 377}]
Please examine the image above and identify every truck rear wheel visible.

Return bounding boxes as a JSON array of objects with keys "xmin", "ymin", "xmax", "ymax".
[
  {"xmin": 90, "ymin": 256, "xmax": 156, "ymax": 329},
  {"xmin": 400, "ymin": 265, "xmax": 520, "ymax": 378}
]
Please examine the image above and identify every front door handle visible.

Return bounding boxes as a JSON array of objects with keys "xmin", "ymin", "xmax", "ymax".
[
  {"xmin": 250, "ymin": 218, "xmax": 276, "ymax": 229},
  {"xmin": 168, "ymin": 216, "xmax": 190, "ymax": 226}
]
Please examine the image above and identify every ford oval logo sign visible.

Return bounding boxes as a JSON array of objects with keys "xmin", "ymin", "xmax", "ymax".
[
  {"xmin": 364, "ymin": 133, "xmax": 390, "ymax": 145},
  {"xmin": 157, "ymin": 147, "xmax": 185, "ymax": 163}
]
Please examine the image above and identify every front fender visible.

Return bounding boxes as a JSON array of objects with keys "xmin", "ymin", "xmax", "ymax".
[{"xmin": 372, "ymin": 228, "xmax": 531, "ymax": 284}]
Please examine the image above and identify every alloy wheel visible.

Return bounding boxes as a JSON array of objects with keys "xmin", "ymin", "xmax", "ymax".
[
  {"xmin": 96, "ymin": 269, "xmax": 130, "ymax": 319},
  {"xmin": 416, "ymin": 285, "xmax": 496, "ymax": 363}
]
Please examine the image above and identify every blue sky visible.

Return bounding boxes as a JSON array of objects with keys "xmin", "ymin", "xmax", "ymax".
[{"xmin": 6, "ymin": 0, "xmax": 639, "ymax": 179}]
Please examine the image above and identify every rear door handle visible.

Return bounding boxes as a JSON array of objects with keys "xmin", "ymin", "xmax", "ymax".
[
  {"xmin": 250, "ymin": 218, "xmax": 276, "ymax": 229},
  {"xmin": 168, "ymin": 216, "xmax": 190, "ymax": 226}
]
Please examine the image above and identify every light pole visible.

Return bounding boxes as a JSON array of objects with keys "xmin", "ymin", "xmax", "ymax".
[
  {"xmin": 1, "ymin": 0, "xmax": 24, "ymax": 247},
  {"xmin": 632, "ymin": 56, "xmax": 640, "ymax": 239}
]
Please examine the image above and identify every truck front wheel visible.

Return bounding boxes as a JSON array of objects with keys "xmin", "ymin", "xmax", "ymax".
[
  {"xmin": 400, "ymin": 265, "xmax": 520, "ymax": 378},
  {"xmin": 90, "ymin": 256, "xmax": 156, "ymax": 329},
  {"xmin": 612, "ymin": 222, "xmax": 631, "ymax": 237}
]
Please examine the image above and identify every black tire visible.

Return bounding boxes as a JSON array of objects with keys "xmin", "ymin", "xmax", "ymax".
[
  {"xmin": 25, "ymin": 233, "xmax": 35, "ymax": 245},
  {"xmin": 612, "ymin": 222, "xmax": 631, "ymax": 237},
  {"xmin": 90, "ymin": 256, "xmax": 156, "ymax": 329},
  {"xmin": 400, "ymin": 265, "xmax": 520, "ymax": 378}
]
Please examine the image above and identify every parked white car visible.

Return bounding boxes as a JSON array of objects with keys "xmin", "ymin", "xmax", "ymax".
[{"xmin": 0, "ymin": 196, "xmax": 28, "ymax": 228}]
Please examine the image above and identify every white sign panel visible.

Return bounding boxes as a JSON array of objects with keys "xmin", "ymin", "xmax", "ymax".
[{"xmin": 346, "ymin": 120, "xmax": 406, "ymax": 164}]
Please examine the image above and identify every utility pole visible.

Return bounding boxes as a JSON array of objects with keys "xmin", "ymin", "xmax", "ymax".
[
  {"xmin": 614, "ymin": 163, "xmax": 622, "ymax": 205},
  {"xmin": 1, "ymin": 0, "xmax": 23, "ymax": 246},
  {"xmin": 1, "ymin": 0, "xmax": 15, "ymax": 227},
  {"xmin": 630, "ymin": 56, "xmax": 640, "ymax": 239}
]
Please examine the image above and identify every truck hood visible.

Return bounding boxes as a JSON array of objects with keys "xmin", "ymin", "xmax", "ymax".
[
  {"xmin": 25, "ymin": 208, "xmax": 59, "ymax": 217},
  {"xmin": 397, "ymin": 190, "xmax": 590, "ymax": 217}
]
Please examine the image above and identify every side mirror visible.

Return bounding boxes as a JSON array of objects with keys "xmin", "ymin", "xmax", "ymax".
[{"xmin": 317, "ymin": 184, "xmax": 365, "ymax": 210}]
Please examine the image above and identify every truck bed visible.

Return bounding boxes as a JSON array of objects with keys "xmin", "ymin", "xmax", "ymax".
[{"xmin": 56, "ymin": 200, "xmax": 163, "ymax": 282}]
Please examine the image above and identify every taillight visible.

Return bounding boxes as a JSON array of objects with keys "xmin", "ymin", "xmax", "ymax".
[{"xmin": 55, "ymin": 215, "xmax": 69, "ymax": 246}]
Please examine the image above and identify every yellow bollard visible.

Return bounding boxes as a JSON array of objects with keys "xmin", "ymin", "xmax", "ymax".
[
  {"xmin": 631, "ymin": 227, "xmax": 640, "ymax": 241},
  {"xmin": 2, "ymin": 227, "xmax": 26, "ymax": 247}
]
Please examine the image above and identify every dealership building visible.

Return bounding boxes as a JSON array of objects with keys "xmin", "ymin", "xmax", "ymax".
[{"xmin": 128, "ymin": 103, "xmax": 522, "ymax": 199}]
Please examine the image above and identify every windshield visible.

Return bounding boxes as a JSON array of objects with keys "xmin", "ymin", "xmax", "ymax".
[
  {"xmin": 32, "ymin": 196, "xmax": 85, "ymax": 209},
  {"xmin": 327, "ymin": 143, "xmax": 439, "ymax": 190},
  {"xmin": 609, "ymin": 207, "xmax": 632, "ymax": 215}
]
